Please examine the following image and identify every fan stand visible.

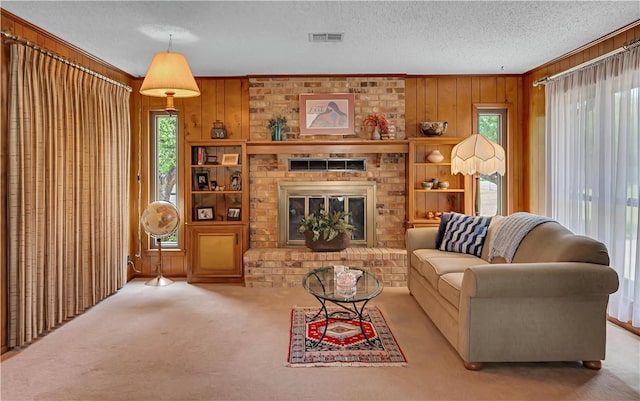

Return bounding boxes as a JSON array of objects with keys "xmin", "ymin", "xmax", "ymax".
[{"xmin": 145, "ymin": 238, "xmax": 174, "ymax": 286}]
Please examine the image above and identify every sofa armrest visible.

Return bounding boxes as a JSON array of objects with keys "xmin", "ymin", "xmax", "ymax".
[
  {"xmin": 406, "ymin": 227, "xmax": 438, "ymax": 256},
  {"xmin": 457, "ymin": 262, "xmax": 619, "ymax": 364},
  {"xmin": 461, "ymin": 262, "xmax": 619, "ymax": 298}
]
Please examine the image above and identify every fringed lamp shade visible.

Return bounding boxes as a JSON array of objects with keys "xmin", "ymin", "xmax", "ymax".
[
  {"xmin": 451, "ymin": 134, "xmax": 506, "ymax": 216},
  {"xmin": 451, "ymin": 134, "xmax": 506, "ymax": 176},
  {"xmin": 139, "ymin": 52, "xmax": 200, "ymax": 112}
]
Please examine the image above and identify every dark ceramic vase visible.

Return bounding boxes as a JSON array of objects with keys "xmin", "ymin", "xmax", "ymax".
[{"xmin": 304, "ymin": 231, "xmax": 351, "ymax": 252}]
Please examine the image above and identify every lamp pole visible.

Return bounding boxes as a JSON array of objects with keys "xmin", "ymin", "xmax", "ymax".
[{"xmin": 474, "ymin": 174, "xmax": 481, "ymax": 216}]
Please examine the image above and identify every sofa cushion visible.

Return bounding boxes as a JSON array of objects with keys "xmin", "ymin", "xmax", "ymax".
[
  {"xmin": 439, "ymin": 213, "xmax": 492, "ymax": 257},
  {"xmin": 435, "ymin": 212, "xmax": 454, "ymax": 249},
  {"xmin": 438, "ymin": 272, "xmax": 464, "ymax": 308},
  {"xmin": 412, "ymin": 249, "xmax": 482, "ymax": 287},
  {"xmin": 513, "ymin": 222, "xmax": 610, "ymax": 265}
]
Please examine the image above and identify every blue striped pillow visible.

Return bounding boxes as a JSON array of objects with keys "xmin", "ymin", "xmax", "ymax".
[{"xmin": 439, "ymin": 213, "xmax": 492, "ymax": 257}]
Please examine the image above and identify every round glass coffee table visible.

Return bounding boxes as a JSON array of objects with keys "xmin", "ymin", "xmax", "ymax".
[{"xmin": 302, "ymin": 266, "xmax": 383, "ymax": 347}]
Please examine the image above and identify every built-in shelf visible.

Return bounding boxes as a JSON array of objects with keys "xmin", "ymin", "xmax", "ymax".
[
  {"xmin": 191, "ymin": 164, "xmax": 242, "ymax": 168},
  {"xmin": 414, "ymin": 189, "xmax": 465, "ymax": 193},
  {"xmin": 414, "ymin": 162, "xmax": 451, "ymax": 166}
]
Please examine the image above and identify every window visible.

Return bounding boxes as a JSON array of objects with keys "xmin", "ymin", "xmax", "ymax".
[
  {"xmin": 477, "ymin": 109, "xmax": 507, "ymax": 216},
  {"xmin": 544, "ymin": 47, "xmax": 639, "ymax": 328},
  {"xmin": 150, "ymin": 112, "xmax": 180, "ymax": 248}
]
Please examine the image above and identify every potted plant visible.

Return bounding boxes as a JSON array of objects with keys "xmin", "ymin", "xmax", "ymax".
[
  {"xmin": 363, "ymin": 113, "xmax": 389, "ymax": 140},
  {"xmin": 267, "ymin": 115, "xmax": 287, "ymax": 141},
  {"xmin": 297, "ymin": 209, "xmax": 354, "ymax": 252}
]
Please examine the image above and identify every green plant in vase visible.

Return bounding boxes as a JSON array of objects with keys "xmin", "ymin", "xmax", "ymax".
[
  {"xmin": 267, "ymin": 115, "xmax": 287, "ymax": 141},
  {"xmin": 297, "ymin": 209, "xmax": 355, "ymax": 251}
]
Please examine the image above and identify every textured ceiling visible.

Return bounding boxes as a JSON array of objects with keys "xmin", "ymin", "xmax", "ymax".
[{"xmin": 2, "ymin": 1, "xmax": 639, "ymax": 77}]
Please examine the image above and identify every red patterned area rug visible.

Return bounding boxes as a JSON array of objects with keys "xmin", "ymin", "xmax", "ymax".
[{"xmin": 287, "ymin": 306, "xmax": 407, "ymax": 367}]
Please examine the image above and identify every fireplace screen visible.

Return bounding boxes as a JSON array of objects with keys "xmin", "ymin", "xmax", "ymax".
[{"xmin": 278, "ymin": 181, "xmax": 375, "ymax": 247}]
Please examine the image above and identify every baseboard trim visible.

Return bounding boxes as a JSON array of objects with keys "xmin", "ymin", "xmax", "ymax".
[{"xmin": 608, "ymin": 316, "xmax": 640, "ymax": 336}]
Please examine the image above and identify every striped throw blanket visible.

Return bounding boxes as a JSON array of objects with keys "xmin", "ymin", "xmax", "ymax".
[{"xmin": 488, "ymin": 212, "xmax": 556, "ymax": 263}]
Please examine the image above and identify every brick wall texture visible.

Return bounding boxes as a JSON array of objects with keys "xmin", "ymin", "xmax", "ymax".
[
  {"xmin": 249, "ymin": 76, "xmax": 406, "ymax": 140},
  {"xmin": 244, "ymin": 248, "xmax": 407, "ymax": 288},
  {"xmin": 248, "ymin": 76, "xmax": 407, "ymax": 250}
]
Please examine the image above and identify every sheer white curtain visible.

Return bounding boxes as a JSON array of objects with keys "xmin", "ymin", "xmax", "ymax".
[{"xmin": 545, "ymin": 46, "xmax": 639, "ymax": 327}]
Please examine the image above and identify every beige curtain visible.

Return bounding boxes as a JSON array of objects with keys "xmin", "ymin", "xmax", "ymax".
[{"xmin": 7, "ymin": 44, "xmax": 130, "ymax": 347}]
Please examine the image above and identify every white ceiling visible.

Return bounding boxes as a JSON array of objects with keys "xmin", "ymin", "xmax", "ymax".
[{"xmin": 2, "ymin": 1, "xmax": 639, "ymax": 77}]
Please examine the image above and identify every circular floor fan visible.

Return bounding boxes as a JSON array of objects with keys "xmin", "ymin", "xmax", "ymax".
[{"xmin": 140, "ymin": 201, "xmax": 180, "ymax": 286}]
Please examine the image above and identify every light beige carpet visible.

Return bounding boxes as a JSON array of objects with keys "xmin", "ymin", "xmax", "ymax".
[{"xmin": 1, "ymin": 279, "xmax": 639, "ymax": 401}]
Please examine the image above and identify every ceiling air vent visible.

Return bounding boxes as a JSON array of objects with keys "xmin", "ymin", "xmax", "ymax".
[{"xmin": 308, "ymin": 32, "xmax": 344, "ymax": 43}]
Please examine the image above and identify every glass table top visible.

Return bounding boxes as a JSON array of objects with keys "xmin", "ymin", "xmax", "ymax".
[{"xmin": 302, "ymin": 266, "xmax": 383, "ymax": 302}]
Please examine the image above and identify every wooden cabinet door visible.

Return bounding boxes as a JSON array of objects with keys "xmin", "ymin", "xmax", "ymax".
[{"xmin": 188, "ymin": 225, "xmax": 245, "ymax": 283}]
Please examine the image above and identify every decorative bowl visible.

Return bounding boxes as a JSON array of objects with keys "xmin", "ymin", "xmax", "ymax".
[
  {"xmin": 419, "ymin": 122, "xmax": 448, "ymax": 136},
  {"xmin": 421, "ymin": 181, "xmax": 434, "ymax": 189},
  {"xmin": 438, "ymin": 181, "xmax": 450, "ymax": 189}
]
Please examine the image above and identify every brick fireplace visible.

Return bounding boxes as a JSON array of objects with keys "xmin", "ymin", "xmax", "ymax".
[
  {"xmin": 244, "ymin": 150, "xmax": 408, "ymax": 287},
  {"xmin": 249, "ymin": 152, "xmax": 406, "ymax": 249},
  {"xmin": 243, "ymin": 75, "xmax": 409, "ymax": 287}
]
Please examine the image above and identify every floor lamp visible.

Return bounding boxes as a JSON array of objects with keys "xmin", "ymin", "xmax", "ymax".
[{"xmin": 450, "ymin": 134, "xmax": 506, "ymax": 216}]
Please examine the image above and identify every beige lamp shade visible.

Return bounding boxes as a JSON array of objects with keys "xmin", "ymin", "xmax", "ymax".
[
  {"xmin": 451, "ymin": 134, "xmax": 506, "ymax": 176},
  {"xmin": 139, "ymin": 52, "xmax": 200, "ymax": 111}
]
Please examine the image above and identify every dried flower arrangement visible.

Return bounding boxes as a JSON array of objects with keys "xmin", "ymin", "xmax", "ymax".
[{"xmin": 363, "ymin": 113, "xmax": 389, "ymax": 133}]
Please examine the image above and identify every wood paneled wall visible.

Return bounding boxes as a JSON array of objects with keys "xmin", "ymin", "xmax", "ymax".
[
  {"xmin": 523, "ymin": 21, "xmax": 640, "ymax": 214},
  {"xmin": 128, "ymin": 78, "xmax": 249, "ymax": 278},
  {"xmin": 0, "ymin": 9, "xmax": 133, "ymax": 354},
  {"xmin": 129, "ymin": 74, "xmax": 527, "ymax": 275},
  {"xmin": 405, "ymin": 76, "xmax": 526, "ymax": 213}
]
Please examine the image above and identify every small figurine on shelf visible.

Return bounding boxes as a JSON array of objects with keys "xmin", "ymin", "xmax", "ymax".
[
  {"xmin": 210, "ymin": 120, "xmax": 227, "ymax": 139},
  {"xmin": 384, "ymin": 125, "xmax": 397, "ymax": 140},
  {"xmin": 427, "ymin": 150, "xmax": 445, "ymax": 163}
]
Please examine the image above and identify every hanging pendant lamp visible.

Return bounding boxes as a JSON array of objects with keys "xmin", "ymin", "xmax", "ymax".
[{"xmin": 140, "ymin": 35, "xmax": 200, "ymax": 112}]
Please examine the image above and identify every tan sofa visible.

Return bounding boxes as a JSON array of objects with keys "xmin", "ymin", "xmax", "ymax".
[{"xmin": 406, "ymin": 215, "xmax": 619, "ymax": 370}]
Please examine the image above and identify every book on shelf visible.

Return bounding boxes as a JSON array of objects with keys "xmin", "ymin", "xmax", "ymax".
[{"xmin": 192, "ymin": 146, "xmax": 207, "ymax": 165}]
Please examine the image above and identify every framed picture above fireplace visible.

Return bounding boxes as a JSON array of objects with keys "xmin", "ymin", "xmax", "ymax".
[{"xmin": 299, "ymin": 93, "xmax": 355, "ymax": 136}]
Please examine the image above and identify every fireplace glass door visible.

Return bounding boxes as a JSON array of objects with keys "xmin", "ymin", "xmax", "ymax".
[
  {"xmin": 288, "ymin": 196, "xmax": 366, "ymax": 243},
  {"xmin": 278, "ymin": 181, "xmax": 375, "ymax": 247}
]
